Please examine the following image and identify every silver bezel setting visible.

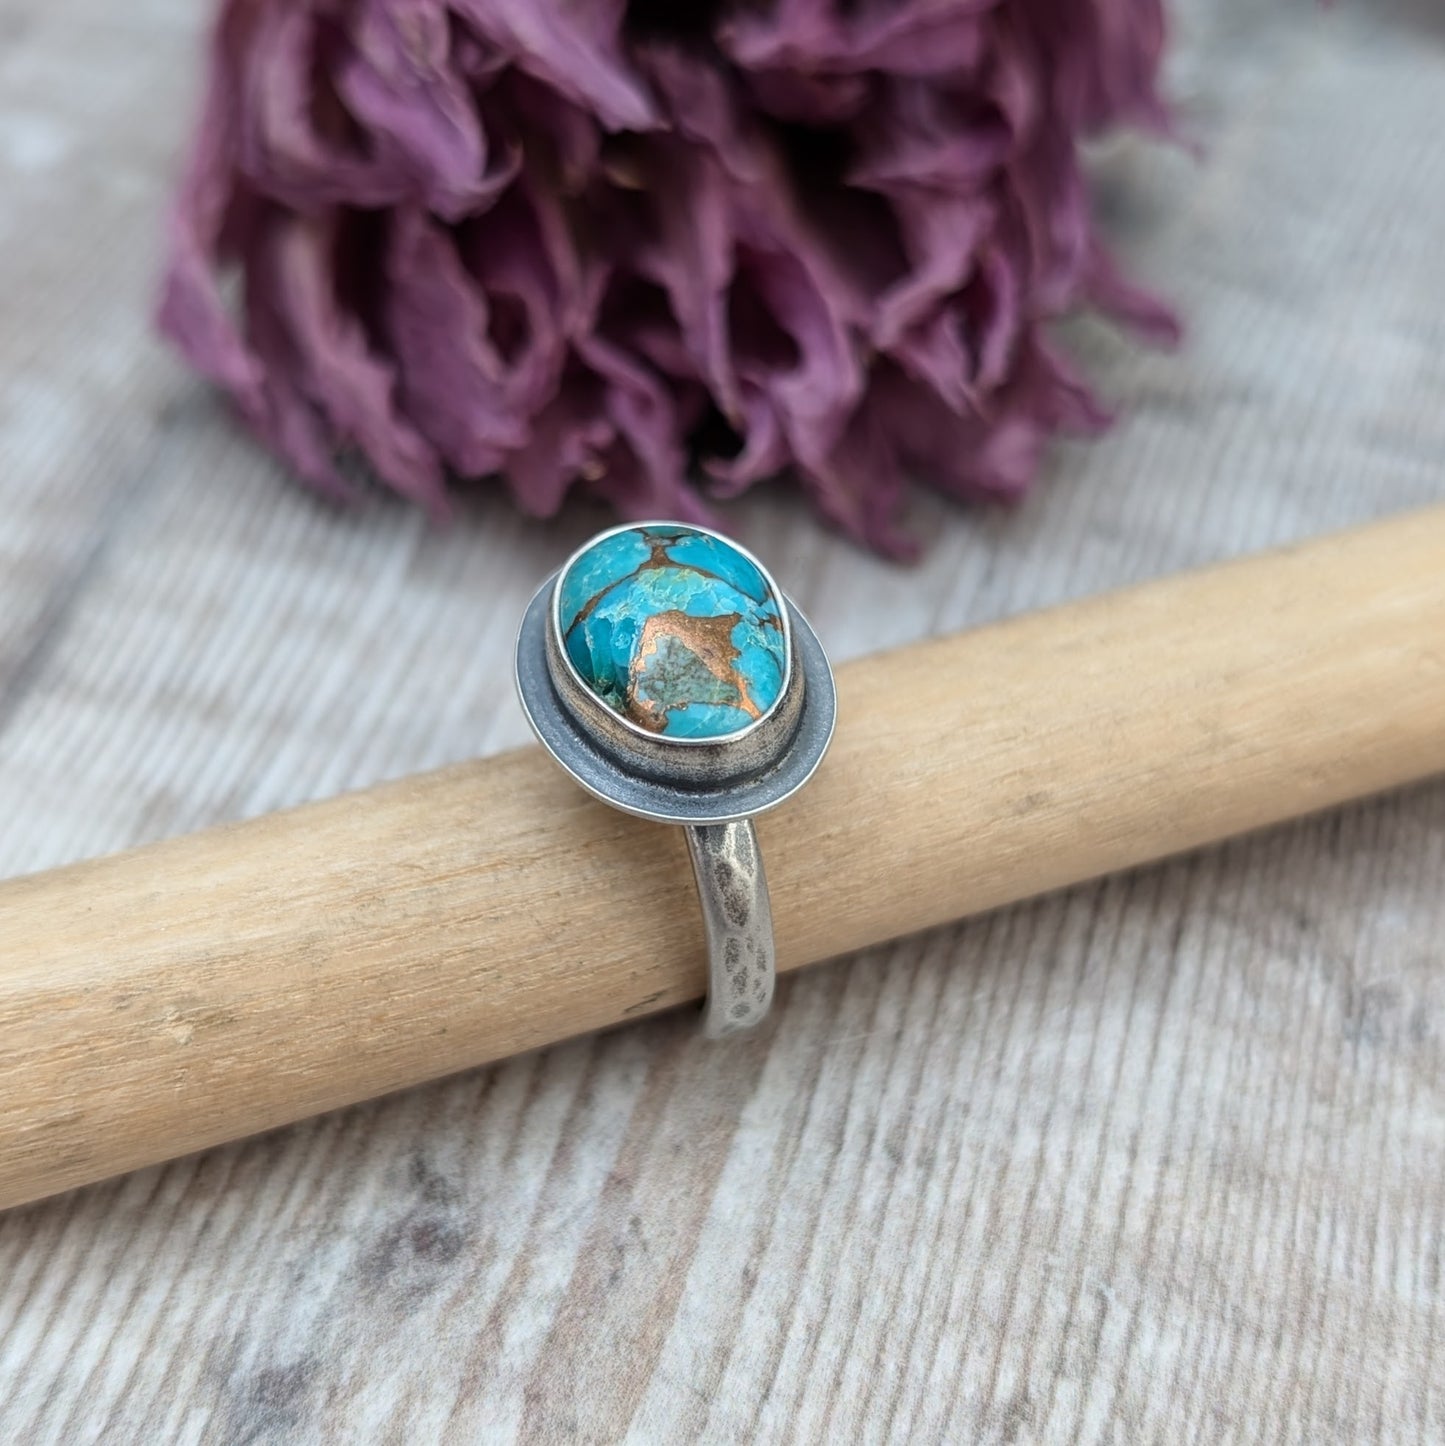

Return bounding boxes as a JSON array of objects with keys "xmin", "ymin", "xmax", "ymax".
[
  {"xmin": 549, "ymin": 521, "xmax": 797, "ymax": 758},
  {"xmin": 515, "ymin": 522, "xmax": 836, "ymax": 826}
]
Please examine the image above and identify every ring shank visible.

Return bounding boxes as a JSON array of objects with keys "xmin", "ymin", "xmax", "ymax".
[{"xmin": 684, "ymin": 820, "xmax": 775, "ymax": 1038}]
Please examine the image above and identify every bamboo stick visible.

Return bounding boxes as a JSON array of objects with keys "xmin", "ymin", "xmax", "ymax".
[{"xmin": 4, "ymin": 506, "xmax": 1445, "ymax": 1210}]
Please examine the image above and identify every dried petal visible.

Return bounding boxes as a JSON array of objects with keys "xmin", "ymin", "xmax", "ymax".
[
  {"xmin": 337, "ymin": 0, "xmax": 506, "ymax": 220},
  {"xmin": 159, "ymin": 0, "xmax": 1177, "ymax": 555}
]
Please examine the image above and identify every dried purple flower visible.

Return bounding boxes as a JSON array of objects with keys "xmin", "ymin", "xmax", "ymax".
[{"xmin": 158, "ymin": 0, "xmax": 1178, "ymax": 556}]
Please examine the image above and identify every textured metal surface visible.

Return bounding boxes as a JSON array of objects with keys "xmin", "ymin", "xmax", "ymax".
[{"xmin": 686, "ymin": 821, "xmax": 775, "ymax": 1040}]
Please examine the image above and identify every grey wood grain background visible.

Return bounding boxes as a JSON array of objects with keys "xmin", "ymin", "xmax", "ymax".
[{"xmin": 3, "ymin": 0, "xmax": 1445, "ymax": 1440}]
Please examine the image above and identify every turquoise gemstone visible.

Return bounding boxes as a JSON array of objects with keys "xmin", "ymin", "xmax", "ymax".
[{"xmin": 556, "ymin": 525, "xmax": 787, "ymax": 739}]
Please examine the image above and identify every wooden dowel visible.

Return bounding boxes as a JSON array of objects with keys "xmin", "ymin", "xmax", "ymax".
[{"xmin": 4, "ymin": 507, "xmax": 1445, "ymax": 1210}]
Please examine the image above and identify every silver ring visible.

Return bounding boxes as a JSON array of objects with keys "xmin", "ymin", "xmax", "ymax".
[{"xmin": 514, "ymin": 521, "xmax": 836, "ymax": 1037}]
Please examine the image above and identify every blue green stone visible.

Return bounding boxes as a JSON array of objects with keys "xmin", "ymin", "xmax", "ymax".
[{"xmin": 557, "ymin": 525, "xmax": 787, "ymax": 739}]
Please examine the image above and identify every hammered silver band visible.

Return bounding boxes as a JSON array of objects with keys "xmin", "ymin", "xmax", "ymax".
[{"xmin": 686, "ymin": 821, "xmax": 774, "ymax": 1038}]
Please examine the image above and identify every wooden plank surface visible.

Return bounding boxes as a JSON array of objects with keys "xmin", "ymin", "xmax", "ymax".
[{"xmin": 2, "ymin": 0, "xmax": 1444, "ymax": 1440}]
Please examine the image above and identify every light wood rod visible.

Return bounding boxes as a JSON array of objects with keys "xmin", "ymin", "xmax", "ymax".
[{"xmin": 4, "ymin": 506, "xmax": 1445, "ymax": 1210}]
